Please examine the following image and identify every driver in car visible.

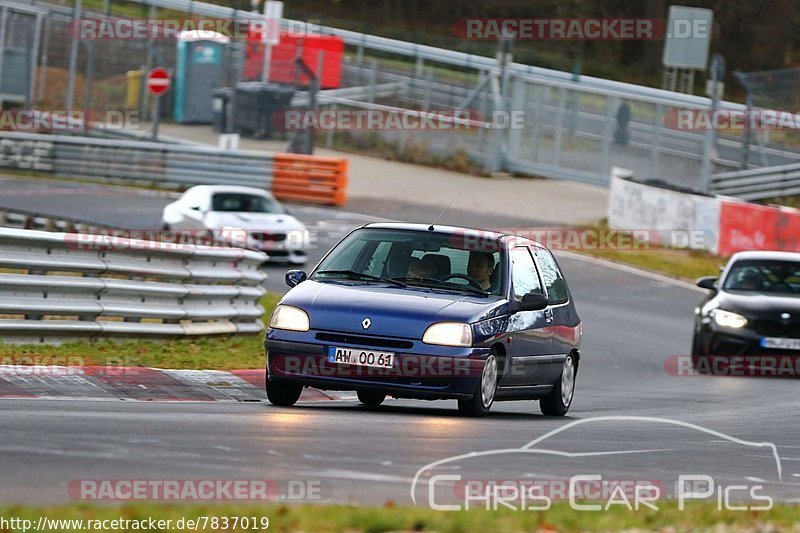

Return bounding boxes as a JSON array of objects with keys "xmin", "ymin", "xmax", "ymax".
[{"xmin": 467, "ymin": 251, "xmax": 495, "ymax": 291}]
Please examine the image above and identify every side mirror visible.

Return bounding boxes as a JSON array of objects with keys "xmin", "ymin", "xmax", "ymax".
[
  {"xmin": 517, "ymin": 292, "xmax": 548, "ymax": 312},
  {"xmin": 285, "ymin": 270, "xmax": 307, "ymax": 288},
  {"xmin": 189, "ymin": 204, "xmax": 203, "ymax": 211},
  {"xmin": 696, "ymin": 276, "xmax": 718, "ymax": 290}
]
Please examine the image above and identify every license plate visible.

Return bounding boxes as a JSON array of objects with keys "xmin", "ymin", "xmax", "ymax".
[
  {"xmin": 327, "ymin": 347, "xmax": 395, "ymax": 369},
  {"xmin": 761, "ymin": 337, "xmax": 800, "ymax": 350}
]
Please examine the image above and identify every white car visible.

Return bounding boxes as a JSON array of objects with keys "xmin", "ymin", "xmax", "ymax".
[{"xmin": 161, "ymin": 185, "xmax": 310, "ymax": 264}]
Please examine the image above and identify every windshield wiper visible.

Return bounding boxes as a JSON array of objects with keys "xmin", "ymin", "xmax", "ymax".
[
  {"xmin": 314, "ymin": 269, "xmax": 406, "ymax": 288},
  {"xmin": 391, "ymin": 277, "xmax": 489, "ymax": 296}
]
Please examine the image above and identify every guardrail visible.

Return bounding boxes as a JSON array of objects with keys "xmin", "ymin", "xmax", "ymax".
[
  {"xmin": 0, "ymin": 227, "xmax": 267, "ymax": 343},
  {"xmin": 710, "ymin": 163, "xmax": 800, "ymax": 200},
  {"xmin": 0, "ymin": 131, "xmax": 349, "ymax": 206}
]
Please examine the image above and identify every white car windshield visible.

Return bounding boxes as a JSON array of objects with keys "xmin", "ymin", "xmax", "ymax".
[{"xmin": 211, "ymin": 193, "xmax": 284, "ymax": 214}]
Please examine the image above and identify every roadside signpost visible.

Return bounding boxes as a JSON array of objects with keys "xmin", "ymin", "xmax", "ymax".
[{"xmin": 146, "ymin": 67, "xmax": 170, "ymax": 140}]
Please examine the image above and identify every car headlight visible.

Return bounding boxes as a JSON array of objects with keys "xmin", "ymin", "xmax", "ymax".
[
  {"xmin": 269, "ymin": 305, "xmax": 310, "ymax": 332},
  {"xmin": 422, "ymin": 322, "xmax": 473, "ymax": 347},
  {"xmin": 220, "ymin": 226, "xmax": 248, "ymax": 248},
  {"xmin": 713, "ymin": 309, "xmax": 748, "ymax": 329},
  {"xmin": 286, "ymin": 229, "xmax": 310, "ymax": 247}
]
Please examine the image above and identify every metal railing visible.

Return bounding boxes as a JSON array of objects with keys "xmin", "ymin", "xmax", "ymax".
[
  {"xmin": 711, "ymin": 163, "xmax": 800, "ymax": 200},
  {"xmin": 0, "ymin": 227, "xmax": 267, "ymax": 342},
  {"xmin": 21, "ymin": 0, "xmax": 800, "ymax": 197},
  {"xmin": 0, "ymin": 131, "xmax": 272, "ymax": 189}
]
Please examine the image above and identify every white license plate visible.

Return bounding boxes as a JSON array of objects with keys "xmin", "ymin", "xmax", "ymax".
[
  {"xmin": 327, "ymin": 347, "xmax": 395, "ymax": 368},
  {"xmin": 761, "ymin": 337, "xmax": 800, "ymax": 350}
]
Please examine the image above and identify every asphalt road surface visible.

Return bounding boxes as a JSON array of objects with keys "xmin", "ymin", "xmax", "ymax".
[{"xmin": 1, "ymin": 175, "xmax": 799, "ymax": 506}]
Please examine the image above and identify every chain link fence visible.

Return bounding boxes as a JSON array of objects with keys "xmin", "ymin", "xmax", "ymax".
[{"xmin": 6, "ymin": 0, "xmax": 800, "ymax": 196}]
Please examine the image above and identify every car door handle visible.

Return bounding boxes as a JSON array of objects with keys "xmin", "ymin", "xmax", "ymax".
[{"xmin": 544, "ymin": 308, "xmax": 553, "ymax": 322}]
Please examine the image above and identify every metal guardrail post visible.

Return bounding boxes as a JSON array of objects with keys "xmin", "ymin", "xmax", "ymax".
[
  {"xmin": 551, "ymin": 86, "xmax": 567, "ymax": 167},
  {"xmin": 649, "ymin": 103, "xmax": 663, "ymax": 179},
  {"xmin": 599, "ymin": 95, "xmax": 619, "ymax": 181}
]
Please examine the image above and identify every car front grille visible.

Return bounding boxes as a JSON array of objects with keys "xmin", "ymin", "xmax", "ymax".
[
  {"xmin": 756, "ymin": 318, "xmax": 800, "ymax": 337},
  {"xmin": 249, "ymin": 232, "xmax": 286, "ymax": 242},
  {"xmin": 315, "ymin": 332, "xmax": 414, "ymax": 350}
]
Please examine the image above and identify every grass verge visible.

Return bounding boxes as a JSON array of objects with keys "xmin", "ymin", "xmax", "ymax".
[
  {"xmin": 574, "ymin": 223, "xmax": 727, "ymax": 282},
  {"xmin": 1, "ymin": 501, "xmax": 799, "ymax": 532},
  {"xmin": 0, "ymin": 293, "xmax": 281, "ymax": 371}
]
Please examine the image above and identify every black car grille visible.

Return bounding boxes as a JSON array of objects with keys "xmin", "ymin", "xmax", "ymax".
[
  {"xmin": 315, "ymin": 332, "xmax": 414, "ymax": 350},
  {"xmin": 755, "ymin": 319, "xmax": 800, "ymax": 337},
  {"xmin": 249, "ymin": 232, "xmax": 286, "ymax": 242}
]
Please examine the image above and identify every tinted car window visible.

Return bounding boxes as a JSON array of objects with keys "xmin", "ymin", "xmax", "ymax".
[
  {"xmin": 723, "ymin": 260, "xmax": 800, "ymax": 294},
  {"xmin": 534, "ymin": 247, "xmax": 569, "ymax": 304},
  {"xmin": 313, "ymin": 228, "xmax": 505, "ymax": 295},
  {"xmin": 211, "ymin": 193, "xmax": 284, "ymax": 214},
  {"xmin": 511, "ymin": 247, "xmax": 542, "ymax": 301}
]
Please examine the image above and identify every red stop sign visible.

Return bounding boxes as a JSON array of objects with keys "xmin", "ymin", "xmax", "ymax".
[{"xmin": 146, "ymin": 67, "xmax": 171, "ymax": 96}]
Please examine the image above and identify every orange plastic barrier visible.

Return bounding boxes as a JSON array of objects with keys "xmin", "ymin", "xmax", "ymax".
[{"xmin": 272, "ymin": 154, "xmax": 348, "ymax": 207}]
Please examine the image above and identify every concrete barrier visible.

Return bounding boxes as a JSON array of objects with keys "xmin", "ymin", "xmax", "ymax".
[
  {"xmin": 608, "ymin": 168, "xmax": 720, "ymax": 254},
  {"xmin": 609, "ymin": 168, "xmax": 800, "ymax": 257}
]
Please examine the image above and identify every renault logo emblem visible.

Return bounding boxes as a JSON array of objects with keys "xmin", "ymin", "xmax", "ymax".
[
  {"xmin": 781, "ymin": 312, "xmax": 791, "ymax": 325},
  {"xmin": 362, "ymin": 318, "xmax": 372, "ymax": 330}
]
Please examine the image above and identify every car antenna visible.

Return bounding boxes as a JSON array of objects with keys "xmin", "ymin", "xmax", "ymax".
[{"xmin": 428, "ymin": 192, "xmax": 461, "ymax": 231}]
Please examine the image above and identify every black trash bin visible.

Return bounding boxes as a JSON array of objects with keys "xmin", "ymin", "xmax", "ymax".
[
  {"xmin": 212, "ymin": 87, "xmax": 232, "ymax": 133},
  {"xmin": 232, "ymin": 82, "xmax": 295, "ymax": 139}
]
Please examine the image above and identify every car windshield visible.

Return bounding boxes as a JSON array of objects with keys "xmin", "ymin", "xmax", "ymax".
[
  {"xmin": 211, "ymin": 193, "xmax": 284, "ymax": 214},
  {"xmin": 312, "ymin": 228, "xmax": 505, "ymax": 296},
  {"xmin": 723, "ymin": 259, "xmax": 800, "ymax": 295}
]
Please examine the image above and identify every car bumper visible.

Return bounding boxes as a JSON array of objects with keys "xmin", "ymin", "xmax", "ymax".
[
  {"xmin": 698, "ymin": 324, "xmax": 800, "ymax": 356},
  {"xmin": 265, "ymin": 334, "xmax": 490, "ymax": 400}
]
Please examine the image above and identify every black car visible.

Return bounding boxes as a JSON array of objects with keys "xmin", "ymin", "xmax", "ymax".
[
  {"xmin": 692, "ymin": 251, "xmax": 800, "ymax": 365},
  {"xmin": 265, "ymin": 223, "xmax": 582, "ymax": 417}
]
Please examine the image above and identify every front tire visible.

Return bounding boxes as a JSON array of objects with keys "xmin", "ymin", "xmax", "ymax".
[
  {"xmin": 458, "ymin": 353, "xmax": 498, "ymax": 417},
  {"xmin": 540, "ymin": 353, "xmax": 577, "ymax": 416},
  {"xmin": 357, "ymin": 390, "xmax": 386, "ymax": 407},
  {"xmin": 690, "ymin": 331, "xmax": 705, "ymax": 370},
  {"xmin": 266, "ymin": 380, "xmax": 303, "ymax": 406}
]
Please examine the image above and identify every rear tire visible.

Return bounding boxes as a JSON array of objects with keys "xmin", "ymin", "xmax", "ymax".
[
  {"xmin": 458, "ymin": 353, "xmax": 498, "ymax": 417},
  {"xmin": 357, "ymin": 390, "xmax": 386, "ymax": 407},
  {"xmin": 266, "ymin": 380, "xmax": 303, "ymax": 406},
  {"xmin": 540, "ymin": 353, "xmax": 577, "ymax": 416}
]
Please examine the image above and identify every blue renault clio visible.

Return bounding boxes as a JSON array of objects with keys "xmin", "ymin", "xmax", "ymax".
[{"xmin": 265, "ymin": 223, "xmax": 582, "ymax": 417}]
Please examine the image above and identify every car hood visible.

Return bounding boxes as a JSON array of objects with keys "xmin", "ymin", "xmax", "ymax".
[
  {"xmin": 282, "ymin": 280, "xmax": 507, "ymax": 337},
  {"xmin": 205, "ymin": 212, "xmax": 305, "ymax": 231},
  {"xmin": 716, "ymin": 291, "xmax": 800, "ymax": 319}
]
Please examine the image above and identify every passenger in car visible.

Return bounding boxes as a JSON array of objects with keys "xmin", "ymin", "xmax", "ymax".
[{"xmin": 407, "ymin": 257, "xmax": 436, "ymax": 279}]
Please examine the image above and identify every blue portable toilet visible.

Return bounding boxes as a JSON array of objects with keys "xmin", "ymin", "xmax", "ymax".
[{"xmin": 174, "ymin": 30, "xmax": 230, "ymax": 123}]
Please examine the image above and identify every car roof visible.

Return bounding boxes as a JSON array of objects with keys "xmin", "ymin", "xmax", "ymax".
[
  {"xmin": 360, "ymin": 222, "xmax": 546, "ymax": 248},
  {"xmin": 187, "ymin": 185, "xmax": 275, "ymax": 197},
  {"xmin": 729, "ymin": 250, "xmax": 800, "ymax": 263}
]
